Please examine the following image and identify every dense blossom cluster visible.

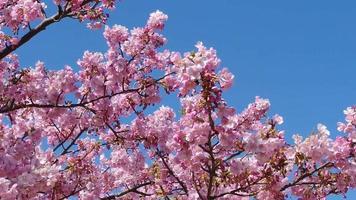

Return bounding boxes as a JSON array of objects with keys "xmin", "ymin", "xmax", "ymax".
[
  {"xmin": 0, "ymin": 0, "xmax": 45, "ymax": 31},
  {"xmin": 0, "ymin": 0, "xmax": 116, "ymax": 59},
  {"xmin": 0, "ymin": 1, "xmax": 355, "ymax": 199}
]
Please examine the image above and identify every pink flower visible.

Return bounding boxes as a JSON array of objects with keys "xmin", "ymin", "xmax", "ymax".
[
  {"xmin": 103, "ymin": 25, "xmax": 129, "ymax": 47},
  {"xmin": 0, "ymin": 178, "xmax": 18, "ymax": 199},
  {"xmin": 9, "ymin": 37, "xmax": 19, "ymax": 45},
  {"xmin": 0, "ymin": 6, "xmax": 355, "ymax": 200},
  {"xmin": 218, "ymin": 68, "xmax": 234, "ymax": 90},
  {"xmin": 273, "ymin": 114, "xmax": 284, "ymax": 125},
  {"xmin": 147, "ymin": 10, "xmax": 168, "ymax": 30}
]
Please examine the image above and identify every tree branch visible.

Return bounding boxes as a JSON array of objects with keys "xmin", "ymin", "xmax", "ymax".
[
  {"xmin": 0, "ymin": 0, "xmax": 100, "ymax": 60},
  {"xmin": 101, "ymin": 181, "xmax": 153, "ymax": 200},
  {"xmin": 0, "ymin": 10, "xmax": 70, "ymax": 60},
  {"xmin": 280, "ymin": 162, "xmax": 333, "ymax": 191},
  {"xmin": 0, "ymin": 73, "xmax": 174, "ymax": 114},
  {"xmin": 156, "ymin": 150, "xmax": 188, "ymax": 195}
]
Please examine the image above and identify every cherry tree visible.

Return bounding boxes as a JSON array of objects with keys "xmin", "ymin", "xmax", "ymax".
[{"xmin": 0, "ymin": 1, "xmax": 355, "ymax": 199}]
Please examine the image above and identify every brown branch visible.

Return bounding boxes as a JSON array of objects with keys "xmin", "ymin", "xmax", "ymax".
[
  {"xmin": 280, "ymin": 162, "xmax": 333, "ymax": 191},
  {"xmin": 101, "ymin": 181, "xmax": 153, "ymax": 200},
  {"xmin": 58, "ymin": 187, "xmax": 84, "ymax": 200},
  {"xmin": 192, "ymin": 172, "xmax": 204, "ymax": 200},
  {"xmin": 0, "ymin": 0, "xmax": 101, "ymax": 60},
  {"xmin": 212, "ymin": 176, "xmax": 264, "ymax": 199},
  {"xmin": 156, "ymin": 150, "xmax": 188, "ymax": 195},
  {"xmin": 0, "ymin": 73, "xmax": 174, "ymax": 114},
  {"xmin": 224, "ymin": 151, "xmax": 243, "ymax": 162},
  {"xmin": 200, "ymin": 76, "xmax": 219, "ymax": 200},
  {"xmin": 53, "ymin": 124, "xmax": 78, "ymax": 152},
  {"xmin": 60, "ymin": 128, "xmax": 88, "ymax": 156},
  {"xmin": 0, "ymin": 9, "xmax": 70, "ymax": 60}
]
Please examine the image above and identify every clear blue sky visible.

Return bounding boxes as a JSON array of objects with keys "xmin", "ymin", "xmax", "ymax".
[{"xmin": 17, "ymin": 0, "xmax": 356, "ymax": 198}]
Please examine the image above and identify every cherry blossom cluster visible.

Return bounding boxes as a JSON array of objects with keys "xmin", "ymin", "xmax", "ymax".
[
  {"xmin": 338, "ymin": 106, "xmax": 356, "ymax": 142},
  {"xmin": 0, "ymin": 7, "xmax": 355, "ymax": 200},
  {"xmin": 0, "ymin": 0, "xmax": 118, "ymax": 60},
  {"xmin": 0, "ymin": 0, "xmax": 46, "ymax": 32},
  {"xmin": 0, "ymin": 10, "xmax": 173, "ymax": 199}
]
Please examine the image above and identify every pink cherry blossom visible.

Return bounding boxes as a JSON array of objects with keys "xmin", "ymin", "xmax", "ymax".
[
  {"xmin": 0, "ymin": 2, "xmax": 354, "ymax": 200},
  {"xmin": 218, "ymin": 68, "xmax": 234, "ymax": 90},
  {"xmin": 147, "ymin": 10, "xmax": 168, "ymax": 30}
]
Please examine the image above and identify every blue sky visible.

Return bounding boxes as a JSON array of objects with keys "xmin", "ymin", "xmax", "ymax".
[{"xmin": 16, "ymin": 0, "xmax": 356, "ymax": 198}]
